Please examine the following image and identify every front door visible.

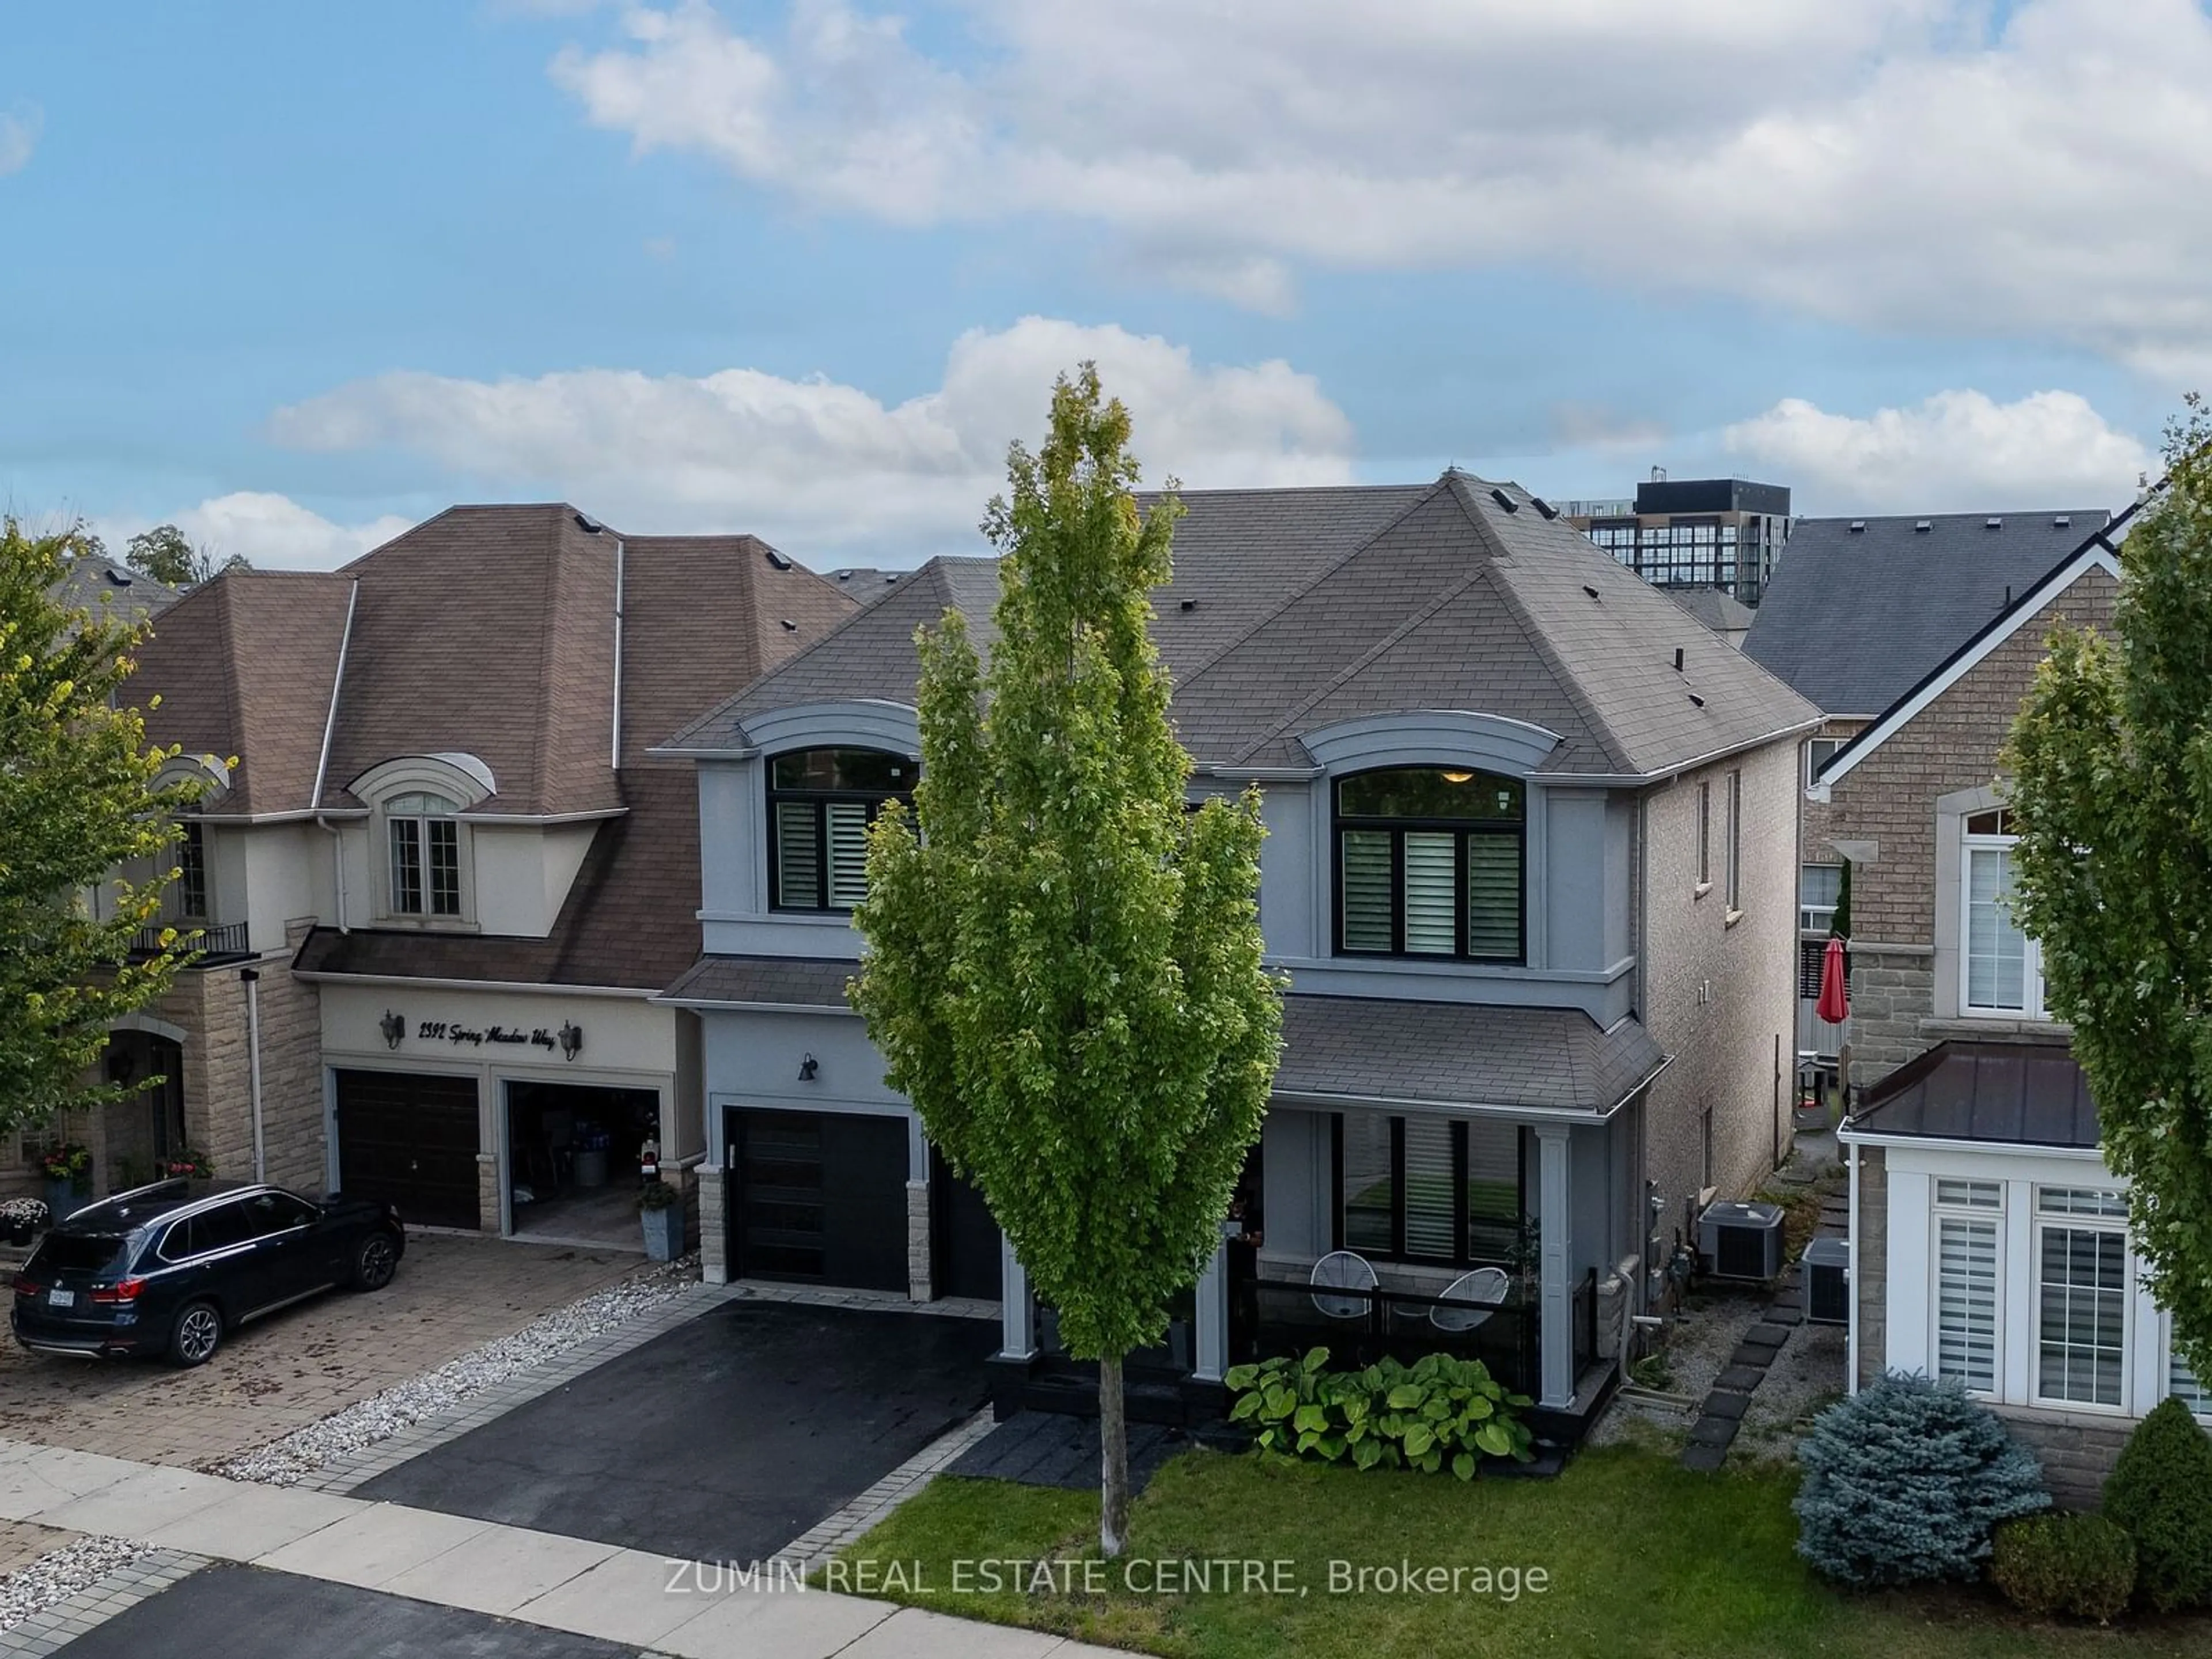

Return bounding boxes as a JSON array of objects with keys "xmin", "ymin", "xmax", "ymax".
[
  {"xmin": 931, "ymin": 1149, "xmax": 1001, "ymax": 1301},
  {"xmin": 728, "ymin": 1108, "xmax": 909, "ymax": 1292}
]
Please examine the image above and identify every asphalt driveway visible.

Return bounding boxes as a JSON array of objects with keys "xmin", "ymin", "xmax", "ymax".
[{"xmin": 353, "ymin": 1299, "xmax": 998, "ymax": 1563}]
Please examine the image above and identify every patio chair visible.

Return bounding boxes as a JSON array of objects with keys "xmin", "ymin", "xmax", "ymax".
[
  {"xmin": 1430, "ymin": 1267, "xmax": 1510, "ymax": 1334},
  {"xmin": 1310, "ymin": 1250, "xmax": 1378, "ymax": 1320}
]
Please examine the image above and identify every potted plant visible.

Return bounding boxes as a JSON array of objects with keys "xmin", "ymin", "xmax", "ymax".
[
  {"xmin": 1, "ymin": 1198, "xmax": 49, "ymax": 1247},
  {"xmin": 637, "ymin": 1178, "xmax": 684, "ymax": 1262},
  {"xmin": 40, "ymin": 1145, "xmax": 92, "ymax": 1218},
  {"xmin": 162, "ymin": 1148, "xmax": 213, "ymax": 1180}
]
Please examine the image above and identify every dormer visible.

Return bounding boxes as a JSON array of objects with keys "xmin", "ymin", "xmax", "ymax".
[{"xmin": 347, "ymin": 753, "xmax": 497, "ymax": 927}]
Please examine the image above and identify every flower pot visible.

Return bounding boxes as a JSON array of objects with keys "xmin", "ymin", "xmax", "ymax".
[
  {"xmin": 640, "ymin": 1202, "xmax": 683, "ymax": 1262},
  {"xmin": 43, "ymin": 1178, "xmax": 81, "ymax": 1221}
]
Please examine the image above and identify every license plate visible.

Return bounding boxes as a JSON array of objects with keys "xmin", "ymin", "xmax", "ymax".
[{"xmin": 48, "ymin": 1289, "xmax": 74, "ymax": 1309}]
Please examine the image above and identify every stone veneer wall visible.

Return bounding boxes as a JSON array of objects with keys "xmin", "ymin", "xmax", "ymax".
[
  {"xmin": 1852, "ymin": 1145, "xmax": 1887, "ymax": 1388},
  {"xmin": 906, "ymin": 1179, "xmax": 932, "ymax": 1301},
  {"xmin": 696, "ymin": 1164, "xmax": 727, "ymax": 1283},
  {"xmin": 1842, "ymin": 945, "xmax": 1936, "ymax": 1089},
  {"xmin": 1999, "ymin": 1410, "xmax": 2133, "ymax": 1512}
]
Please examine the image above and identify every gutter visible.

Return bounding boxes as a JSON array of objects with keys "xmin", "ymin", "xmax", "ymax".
[
  {"xmin": 312, "ymin": 579, "xmax": 361, "ymax": 933},
  {"xmin": 1834, "ymin": 1120, "xmax": 2105, "ymax": 1160}
]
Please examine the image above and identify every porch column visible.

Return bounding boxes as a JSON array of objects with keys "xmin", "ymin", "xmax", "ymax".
[
  {"xmin": 1535, "ymin": 1123, "xmax": 1574, "ymax": 1410},
  {"xmin": 999, "ymin": 1232, "xmax": 1037, "ymax": 1360},
  {"xmin": 1192, "ymin": 1221, "xmax": 1233, "ymax": 1382}
]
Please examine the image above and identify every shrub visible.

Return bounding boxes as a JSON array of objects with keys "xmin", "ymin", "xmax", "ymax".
[
  {"xmin": 1794, "ymin": 1373, "xmax": 2048, "ymax": 1586},
  {"xmin": 2103, "ymin": 1396, "xmax": 2212, "ymax": 1612},
  {"xmin": 1224, "ymin": 1348, "xmax": 1534, "ymax": 1478},
  {"xmin": 1991, "ymin": 1514, "xmax": 2135, "ymax": 1622},
  {"xmin": 635, "ymin": 1179, "xmax": 679, "ymax": 1212}
]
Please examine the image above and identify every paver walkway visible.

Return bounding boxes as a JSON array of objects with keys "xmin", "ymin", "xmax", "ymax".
[{"xmin": 0, "ymin": 1437, "xmax": 1122, "ymax": 1658}]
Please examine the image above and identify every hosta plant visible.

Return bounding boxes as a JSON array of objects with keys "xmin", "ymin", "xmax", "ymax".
[{"xmin": 1225, "ymin": 1347, "xmax": 1534, "ymax": 1479}]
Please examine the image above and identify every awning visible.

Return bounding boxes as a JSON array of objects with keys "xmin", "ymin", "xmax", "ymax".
[{"xmin": 1846, "ymin": 1039, "xmax": 2098, "ymax": 1149}]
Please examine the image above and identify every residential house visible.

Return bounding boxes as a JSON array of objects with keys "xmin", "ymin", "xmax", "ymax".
[
  {"xmin": 1665, "ymin": 586, "xmax": 1755, "ymax": 649},
  {"xmin": 1805, "ymin": 504, "xmax": 2207, "ymax": 1504},
  {"xmin": 655, "ymin": 472, "xmax": 1821, "ymax": 1424},
  {"xmin": 14, "ymin": 508, "xmax": 854, "ymax": 1247},
  {"xmin": 1744, "ymin": 509, "xmax": 2110, "ymax": 1065}
]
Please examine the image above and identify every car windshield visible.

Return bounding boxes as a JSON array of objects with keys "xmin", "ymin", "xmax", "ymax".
[{"xmin": 34, "ymin": 1234, "xmax": 130, "ymax": 1275}]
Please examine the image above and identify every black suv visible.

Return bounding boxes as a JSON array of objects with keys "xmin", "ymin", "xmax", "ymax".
[{"xmin": 11, "ymin": 1179, "xmax": 405, "ymax": 1367}]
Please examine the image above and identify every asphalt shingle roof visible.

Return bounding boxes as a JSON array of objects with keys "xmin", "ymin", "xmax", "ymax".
[
  {"xmin": 657, "ymin": 954, "xmax": 858, "ymax": 1007},
  {"xmin": 666, "ymin": 473, "xmax": 1820, "ymax": 777},
  {"xmin": 1277, "ymin": 995, "xmax": 1665, "ymax": 1115},
  {"xmin": 51, "ymin": 554, "xmax": 181, "ymax": 627},
  {"xmin": 1743, "ymin": 509, "xmax": 2112, "ymax": 718}
]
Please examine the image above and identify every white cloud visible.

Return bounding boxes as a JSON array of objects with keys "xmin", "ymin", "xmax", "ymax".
[
  {"xmin": 267, "ymin": 316, "xmax": 1355, "ymax": 555},
  {"xmin": 0, "ymin": 105, "xmax": 40, "ymax": 176},
  {"xmin": 101, "ymin": 494, "xmax": 416, "ymax": 572},
  {"xmin": 547, "ymin": 1, "xmax": 2212, "ymax": 370},
  {"xmin": 1722, "ymin": 389, "xmax": 2154, "ymax": 513}
]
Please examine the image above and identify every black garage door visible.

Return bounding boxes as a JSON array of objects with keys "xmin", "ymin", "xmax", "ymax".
[
  {"xmin": 335, "ymin": 1069, "xmax": 481, "ymax": 1230},
  {"xmin": 728, "ymin": 1108, "xmax": 908, "ymax": 1292}
]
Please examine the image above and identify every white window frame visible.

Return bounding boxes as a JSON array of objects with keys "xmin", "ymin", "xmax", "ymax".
[
  {"xmin": 1960, "ymin": 821, "xmax": 2044, "ymax": 1017},
  {"xmin": 1805, "ymin": 735, "xmax": 1844, "ymax": 789},
  {"xmin": 382, "ymin": 791, "xmax": 469, "ymax": 923},
  {"xmin": 2031, "ymin": 1185, "xmax": 2132, "ymax": 1415},
  {"xmin": 2165, "ymin": 1314, "xmax": 2211, "ymax": 1422},
  {"xmin": 1799, "ymin": 862, "xmax": 1842, "ymax": 935},
  {"xmin": 1929, "ymin": 1178, "xmax": 2004, "ymax": 1398},
  {"xmin": 1724, "ymin": 768, "xmax": 1743, "ymax": 912}
]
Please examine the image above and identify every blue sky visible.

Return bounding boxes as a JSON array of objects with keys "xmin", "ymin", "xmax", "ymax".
[{"xmin": 3, "ymin": 1, "xmax": 2205, "ymax": 567}]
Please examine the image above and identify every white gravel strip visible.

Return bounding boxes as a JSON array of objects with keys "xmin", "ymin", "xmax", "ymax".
[
  {"xmin": 0, "ymin": 1535, "xmax": 146, "ymax": 1632},
  {"xmin": 207, "ymin": 1257, "xmax": 700, "ymax": 1487}
]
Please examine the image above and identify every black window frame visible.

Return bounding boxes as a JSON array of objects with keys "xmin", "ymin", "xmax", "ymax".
[
  {"xmin": 766, "ymin": 747, "xmax": 915, "ymax": 914},
  {"xmin": 1331, "ymin": 1112, "xmax": 1527, "ymax": 1268},
  {"xmin": 1331, "ymin": 767, "xmax": 1527, "ymax": 964}
]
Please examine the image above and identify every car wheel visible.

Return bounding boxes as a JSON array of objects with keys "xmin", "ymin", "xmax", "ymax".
[
  {"xmin": 351, "ymin": 1230, "xmax": 400, "ymax": 1291},
  {"xmin": 168, "ymin": 1301, "xmax": 223, "ymax": 1368}
]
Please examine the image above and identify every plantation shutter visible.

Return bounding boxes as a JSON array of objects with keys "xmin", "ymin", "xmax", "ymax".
[
  {"xmin": 1401, "ymin": 832, "xmax": 1457, "ymax": 955},
  {"xmin": 1401, "ymin": 1116, "xmax": 1456, "ymax": 1258},
  {"xmin": 1936, "ymin": 1215, "xmax": 1999, "ymax": 1392},
  {"xmin": 1464, "ymin": 831, "xmax": 1520, "ymax": 959},
  {"xmin": 1966, "ymin": 848, "xmax": 2026, "ymax": 1009},
  {"xmin": 1340, "ymin": 830, "xmax": 1394, "ymax": 950},
  {"xmin": 777, "ymin": 801, "xmax": 821, "ymax": 908},
  {"xmin": 825, "ymin": 802, "xmax": 872, "ymax": 908}
]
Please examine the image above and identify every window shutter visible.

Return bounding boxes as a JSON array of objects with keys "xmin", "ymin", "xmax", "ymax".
[
  {"xmin": 1967, "ymin": 848, "xmax": 2027, "ymax": 1009},
  {"xmin": 1401, "ymin": 1116, "xmax": 1456, "ymax": 1258},
  {"xmin": 1936, "ymin": 1215, "xmax": 1999, "ymax": 1392},
  {"xmin": 777, "ymin": 801, "xmax": 821, "ymax": 908},
  {"xmin": 825, "ymin": 802, "xmax": 872, "ymax": 909},
  {"xmin": 1464, "ymin": 832, "xmax": 1520, "ymax": 958},
  {"xmin": 1401, "ymin": 832, "xmax": 1456, "ymax": 955},
  {"xmin": 1340, "ymin": 831, "xmax": 1393, "ymax": 950}
]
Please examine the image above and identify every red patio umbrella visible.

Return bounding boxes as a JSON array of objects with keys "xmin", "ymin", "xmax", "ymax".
[{"xmin": 1816, "ymin": 935, "xmax": 1850, "ymax": 1025}]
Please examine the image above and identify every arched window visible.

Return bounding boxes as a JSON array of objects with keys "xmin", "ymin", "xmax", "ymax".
[
  {"xmin": 388, "ymin": 791, "xmax": 461, "ymax": 918},
  {"xmin": 768, "ymin": 749, "xmax": 913, "ymax": 912},
  {"xmin": 1335, "ymin": 767, "xmax": 1525, "ymax": 962}
]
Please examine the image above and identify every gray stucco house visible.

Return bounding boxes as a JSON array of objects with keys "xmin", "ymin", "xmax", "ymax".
[{"xmin": 653, "ymin": 472, "xmax": 1819, "ymax": 1424}]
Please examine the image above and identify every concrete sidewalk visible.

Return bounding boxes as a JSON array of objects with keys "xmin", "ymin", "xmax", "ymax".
[{"xmin": 0, "ymin": 1438, "xmax": 1116, "ymax": 1658}]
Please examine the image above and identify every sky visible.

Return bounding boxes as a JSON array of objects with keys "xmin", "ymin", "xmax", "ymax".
[{"xmin": 2, "ymin": 0, "xmax": 2206, "ymax": 570}]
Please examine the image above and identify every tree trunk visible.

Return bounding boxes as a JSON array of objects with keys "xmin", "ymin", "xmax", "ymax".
[{"xmin": 1099, "ymin": 1351, "xmax": 1130, "ymax": 1559}]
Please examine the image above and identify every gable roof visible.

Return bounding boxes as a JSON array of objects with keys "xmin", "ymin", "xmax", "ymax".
[
  {"xmin": 1813, "ymin": 498, "xmax": 2150, "ymax": 794},
  {"xmin": 664, "ymin": 474, "xmax": 1821, "ymax": 778},
  {"xmin": 1744, "ymin": 508, "xmax": 2111, "ymax": 717}
]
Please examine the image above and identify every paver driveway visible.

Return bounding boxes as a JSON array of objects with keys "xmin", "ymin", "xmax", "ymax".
[
  {"xmin": 0, "ymin": 1234, "xmax": 641, "ymax": 1468},
  {"xmin": 354, "ymin": 1298, "xmax": 999, "ymax": 1563}
]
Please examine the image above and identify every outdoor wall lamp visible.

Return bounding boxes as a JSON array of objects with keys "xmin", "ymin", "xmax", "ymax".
[
  {"xmin": 558, "ymin": 1021, "xmax": 584, "ymax": 1062},
  {"xmin": 798, "ymin": 1054, "xmax": 819, "ymax": 1082},
  {"xmin": 379, "ymin": 1010, "xmax": 405, "ymax": 1050}
]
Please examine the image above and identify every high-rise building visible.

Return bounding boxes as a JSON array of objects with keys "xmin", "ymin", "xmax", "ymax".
[{"xmin": 1563, "ymin": 476, "xmax": 1792, "ymax": 606}]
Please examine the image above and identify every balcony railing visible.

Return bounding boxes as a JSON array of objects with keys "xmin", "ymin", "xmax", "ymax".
[{"xmin": 127, "ymin": 919, "xmax": 252, "ymax": 963}]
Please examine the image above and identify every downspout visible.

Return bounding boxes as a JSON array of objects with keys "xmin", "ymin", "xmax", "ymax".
[
  {"xmin": 1846, "ymin": 1133, "xmax": 1861, "ymax": 1394},
  {"xmin": 312, "ymin": 579, "xmax": 360, "ymax": 932},
  {"xmin": 610, "ymin": 537, "xmax": 626, "ymax": 769},
  {"xmin": 241, "ymin": 968, "xmax": 266, "ymax": 1181}
]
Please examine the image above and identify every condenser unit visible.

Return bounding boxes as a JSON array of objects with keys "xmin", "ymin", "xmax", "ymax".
[
  {"xmin": 1698, "ymin": 1201, "xmax": 1785, "ymax": 1281},
  {"xmin": 1803, "ymin": 1237, "xmax": 1850, "ymax": 1325}
]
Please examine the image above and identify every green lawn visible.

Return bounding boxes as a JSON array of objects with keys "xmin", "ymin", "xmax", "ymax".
[{"xmin": 834, "ymin": 1444, "xmax": 2212, "ymax": 1658}]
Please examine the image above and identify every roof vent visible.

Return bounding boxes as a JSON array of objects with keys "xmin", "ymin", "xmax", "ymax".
[
  {"xmin": 764, "ymin": 548, "xmax": 794, "ymax": 570},
  {"xmin": 2052, "ymin": 514, "xmax": 2071, "ymax": 528},
  {"xmin": 1985, "ymin": 517, "xmax": 2003, "ymax": 530},
  {"xmin": 1490, "ymin": 488, "xmax": 1518, "ymax": 514},
  {"xmin": 2001, "ymin": 585, "xmax": 2012, "ymax": 609},
  {"xmin": 1688, "ymin": 692, "xmax": 1706, "ymax": 709},
  {"xmin": 779, "ymin": 618, "xmax": 797, "ymax": 632},
  {"xmin": 1848, "ymin": 521, "xmax": 1866, "ymax": 533},
  {"xmin": 573, "ymin": 512, "xmax": 603, "ymax": 534},
  {"xmin": 1582, "ymin": 584, "xmax": 1600, "ymax": 600},
  {"xmin": 1530, "ymin": 496, "xmax": 1559, "ymax": 520},
  {"xmin": 104, "ymin": 569, "xmax": 132, "ymax": 586},
  {"xmin": 1178, "ymin": 598, "xmax": 1198, "ymax": 612},
  {"xmin": 883, "ymin": 573, "xmax": 899, "ymax": 584},
  {"xmin": 1673, "ymin": 647, "xmax": 1685, "ymax": 672},
  {"xmin": 1915, "ymin": 520, "xmax": 1933, "ymax": 533}
]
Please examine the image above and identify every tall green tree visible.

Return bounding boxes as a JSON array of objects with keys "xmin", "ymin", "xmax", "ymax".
[
  {"xmin": 124, "ymin": 522, "xmax": 247, "ymax": 587},
  {"xmin": 851, "ymin": 368, "xmax": 1282, "ymax": 1556},
  {"xmin": 2002, "ymin": 399, "xmax": 2212, "ymax": 1382},
  {"xmin": 1, "ymin": 518, "xmax": 203, "ymax": 1137}
]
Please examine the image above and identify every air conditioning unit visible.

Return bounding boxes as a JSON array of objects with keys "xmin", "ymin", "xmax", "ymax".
[
  {"xmin": 1698, "ymin": 1201, "xmax": 1785, "ymax": 1281},
  {"xmin": 1803, "ymin": 1237, "xmax": 1850, "ymax": 1325}
]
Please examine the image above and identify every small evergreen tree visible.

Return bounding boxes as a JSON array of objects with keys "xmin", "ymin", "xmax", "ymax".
[
  {"xmin": 1794, "ymin": 1374, "xmax": 2048, "ymax": 1586},
  {"xmin": 2103, "ymin": 1397, "xmax": 2212, "ymax": 1612}
]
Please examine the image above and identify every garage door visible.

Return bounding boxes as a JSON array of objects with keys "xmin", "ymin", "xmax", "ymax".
[
  {"xmin": 728, "ymin": 1108, "xmax": 908, "ymax": 1292},
  {"xmin": 335, "ymin": 1069, "xmax": 482, "ymax": 1230}
]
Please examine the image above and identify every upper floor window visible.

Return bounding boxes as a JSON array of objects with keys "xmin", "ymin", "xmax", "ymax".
[
  {"xmin": 388, "ymin": 792, "xmax": 461, "ymax": 918},
  {"xmin": 1800, "ymin": 862, "xmax": 1841, "ymax": 934},
  {"xmin": 1335, "ymin": 767, "xmax": 1524, "ymax": 963},
  {"xmin": 1724, "ymin": 769, "xmax": 1744, "ymax": 911},
  {"xmin": 769, "ymin": 748, "xmax": 912, "ymax": 912},
  {"xmin": 173, "ymin": 821, "xmax": 209, "ymax": 921},
  {"xmin": 1805, "ymin": 736, "xmax": 1844, "ymax": 788},
  {"xmin": 1963, "ymin": 808, "xmax": 2043, "ymax": 1015}
]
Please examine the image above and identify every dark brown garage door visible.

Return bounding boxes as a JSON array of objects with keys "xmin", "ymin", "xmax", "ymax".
[
  {"xmin": 335, "ymin": 1069, "xmax": 481, "ymax": 1230},
  {"xmin": 728, "ymin": 1108, "xmax": 908, "ymax": 1292}
]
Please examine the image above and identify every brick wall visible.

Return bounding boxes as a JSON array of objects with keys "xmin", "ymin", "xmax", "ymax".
[
  {"xmin": 1642, "ymin": 737, "xmax": 1802, "ymax": 1216},
  {"xmin": 166, "ymin": 921, "xmax": 327, "ymax": 1190}
]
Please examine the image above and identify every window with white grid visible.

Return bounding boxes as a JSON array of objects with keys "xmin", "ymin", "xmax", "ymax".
[
  {"xmin": 1932, "ymin": 1180, "xmax": 2002, "ymax": 1395},
  {"xmin": 2035, "ymin": 1187, "xmax": 2129, "ymax": 1408}
]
